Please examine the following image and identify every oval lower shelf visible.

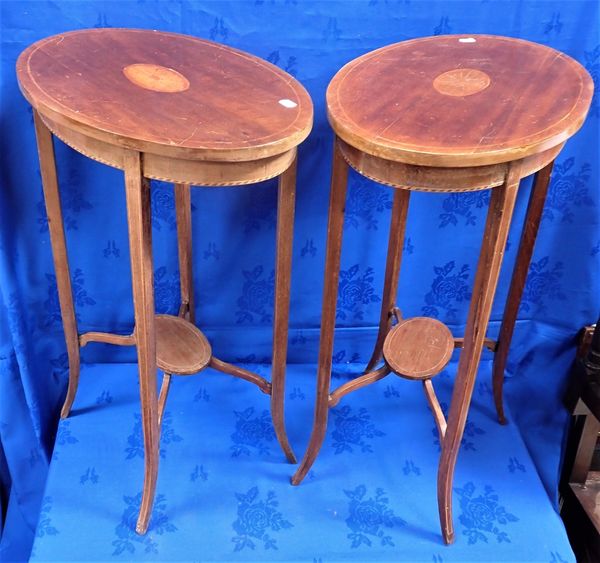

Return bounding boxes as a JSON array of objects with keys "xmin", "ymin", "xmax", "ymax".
[
  {"xmin": 155, "ymin": 314, "xmax": 211, "ymax": 375},
  {"xmin": 383, "ymin": 317, "xmax": 454, "ymax": 380}
]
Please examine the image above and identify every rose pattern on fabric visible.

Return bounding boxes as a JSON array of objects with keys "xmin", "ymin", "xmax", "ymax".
[
  {"xmin": 584, "ymin": 44, "xmax": 599, "ymax": 117},
  {"xmin": 190, "ymin": 464, "xmax": 208, "ymax": 482},
  {"xmin": 345, "ymin": 173, "xmax": 393, "ymax": 230},
  {"xmin": 80, "ymin": 467, "xmax": 99, "ymax": 485},
  {"xmin": 402, "ymin": 460, "xmax": 421, "ymax": 476},
  {"xmin": 543, "ymin": 12, "xmax": 563, "ymax": 35},
  {"xmin": 243, "ymin": 181, "xmax": 278, "ymax": 232},
  {"xmin": 95, "ymin": 390, "xmax": 113, "ymax": 406},
  {"xmin": 44, "ymin": 269, "xmax": 96, "ymax": 327},
  {"xmin": 267, "ymin": 50, "xmax": 298, "ymax": 76},
  {"xmin": 154, "ymin": 266, "xmax": 180, "ymax": 315},
  {"xmin": 232, "ymin": 487, "xmax": 293, "ymax": 551},
  {"xmin": 230, "ymin": 407, "xmax": 276, "ymax": 457},
  {"xmin": 508, "ymin": 457, "xmax": 526, "ymax": 473},
  {"xmin": 193, "ymin": 387, "xmax": 210, "ymax": 403},
  {"xmin": 288, "ymin": 387, "xmax": 306, "ymax": 401},
  {"xmin": 36, "ymin": 497, "xmax": 58, "ymax": 538},
  {"xmin": 422, "ymin": 261, "xmax": 471, "ymax": 320},
  {"xmin": 55, "ymin": 421, "xmax": 78, "ymax": 447},
  {"xmin": 301, "ymin": 238, "xmax": 317, "ymax": 258},
  {"xmin": 203, "ymin": 242, "xmax": 220, "ymax": 260},
  {"xmin": 336, "ymin": 264, "xmax": 380, "ymax": 321},
  {"xmin": 543, "ymin": 158, "xmax": 593, "ymax": 223},
  {"xmin": 383, "ymin": 384, "xmax": 400, "ymax": 399},
  {"xmin": 236, "ymin": 265, "xmax": 275, "ymax": 324},
  {"xmin": 112, "ymin": 493, "xmax": 177, "ymax": 555},
  {"xmin": 103, "ymin": 239, "xmax": 120, "ymax": 258},
  {"xmin": 331, "ymin": 405, "xmax": 385, "ymax": 454},
  {"xmin": 434, "ymin": 15, "xmax": 452, "ymax": 35},
  {"xmin": 344, "ymin": 485, "xmax": 405, "ymax": 548},
  {"xmin": 125, "ymin": 411, "xmax": 182, "ymax": 460},
  {"xmin": 209, "ymin": 17, "xmax": 229, "ymax": 41},
  {"xmin": 519, "ymin": 257, "xmax": 565, "ymax": 314},
  {"xmin": 439, "ymin": 192, "xmax": 490, "ymax": 227},
  {"xmin": 36, "ymin": 176, "xmax": 93, "ymax": 233},
  {"xmin": 150, "ymin": 181, "xmax": 177, "ymax": 231},
  {"xmin": 455, "ymin": 482, "xmax": 518, "ymax": 544}
]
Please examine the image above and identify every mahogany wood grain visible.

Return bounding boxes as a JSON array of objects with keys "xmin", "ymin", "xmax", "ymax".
[
  {"xmin": 175, "ymin": 184, "xmax": 194, "ymax": 323},
  {"xmin": 328, "ymin": 365, "xmax": 390, "ymax": 408},
  {"xmin": 271, "ymin": 158, "xmax": 298, "ymax": 463},
  {"xmin": 453, "ymin": 337, "xmax": 497, "ymax": 352},
  {"xmin": 209, "ymin": 357, "xmax": 271, "ymax": 395},
  {"xmin": 154, "ymin": 315, "xmax": 211, "ymax": 375},
  {"xmin": 79, "ymin": 332, "xmax": 135, "ymax": 347},
  {"xmin": 18, "ymin": 29, "xmax": 313, "ymax": 162},
  {"xmin": 423, "ymin": 379, "xmax": 447, "ymax": 444},
  {"xmin": 291, "ymin": 140, "xmax": 348, "ymax": 486},
  {"xmin": 364, "ymin": 189, "xmax": 410, "ymax": 373},
  {"xmin": 384, "ymin": 317, "xmax": 454, "ymax": 380},
  {"xmin": 38, "ymin": 113, "xmax": 298, "ymax": 186},
  {"xmin": 492, "ymin": 161, "xmax": 554, "ymax": 423},
  {"xmin": 339, "ymin": 138, "xmax": 563, "ymax": 192},
  {"xmin": 123, "ymin": 151, "xmax": 159, "ymax": 535},
  {"xmin": 438, "ymin": 162, "xmax": 521, "ymax": 544},
  {"xmin": 33, "ymin": 111, "xmax": 81, "ymax": 420},
  {"xmin": 328, "ymin": 35, "xmax": 592, "ymax": 167}
]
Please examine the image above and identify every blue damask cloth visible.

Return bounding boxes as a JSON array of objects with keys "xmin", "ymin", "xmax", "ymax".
[
  {"xmin": 0, "ymin": 0, "xmax": 598, "ymax": 561},
  {"xmin": 31, "ymin": 362, "xmax": 574, "ymax": 561}
]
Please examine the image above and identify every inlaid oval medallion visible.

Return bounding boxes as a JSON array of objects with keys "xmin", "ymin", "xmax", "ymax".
[
  {"xmin": 123, "ymin": 63, "xmax": 190, "ymax": 93},
  {"xmin": 433, "ymin": 68, "xmax": 491, "ymax": 97}
]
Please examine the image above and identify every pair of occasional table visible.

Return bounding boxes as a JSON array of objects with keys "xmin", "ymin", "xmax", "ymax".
[{"xmin": 17, "ymin": 29, "xmax": 593, "ymax": 544}]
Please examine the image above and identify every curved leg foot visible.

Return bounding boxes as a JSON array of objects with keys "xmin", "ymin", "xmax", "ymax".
[
  {"xmin": 293, "ymin": 139, "xmax": 348, "ymax": 484},
  {"xmin": 438, "ymin": 166, "xmax": 520, "ymax": 544},
  {"xmin": 291, "ymin": 392, "xmax": 329, "ymax": 485},
  {"xmin": 124, "ymin": 152, "xmax": 160, "ymax": 536},
  {"xmin": 60, "ymin": 356, "xmax": 80, "ymax": 419},
  {"xmin": 34, "ymin": 112, "xmax": 81, "ymax": 419},
  {"xmin": 271, "ymin": 157, "xmax": 298, "ymax": 463},
  {"xmin": 492, "ymin": 161, "xmax": 553, "ymax": 424}
]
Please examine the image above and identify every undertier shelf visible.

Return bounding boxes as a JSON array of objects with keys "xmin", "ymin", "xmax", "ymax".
[
  {"xmin": 383, "ymin": 316, "xmax": 454, "ymax": 380},
  {"xmin": 155, "ymin": 314, "xmax": 212, "ymax": 375}
]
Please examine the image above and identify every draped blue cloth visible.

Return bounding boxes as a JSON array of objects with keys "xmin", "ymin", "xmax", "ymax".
[{"xmin": 0, "ymin": 1, "xmax": 598, "ymax": 560}]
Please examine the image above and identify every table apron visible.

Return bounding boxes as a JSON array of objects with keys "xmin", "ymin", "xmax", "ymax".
[{"xmin": 40, "ymin": 113, "xmax": 297, "ymax": 186}]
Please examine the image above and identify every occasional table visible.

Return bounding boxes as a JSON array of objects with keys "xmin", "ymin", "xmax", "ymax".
[
  {"xmin": 17, "ymin": 28, "xmax": 312, "ymax": 534},
  {"xmin": 291, "ymin": 35, "xmax": 593, "ymax": 544}
]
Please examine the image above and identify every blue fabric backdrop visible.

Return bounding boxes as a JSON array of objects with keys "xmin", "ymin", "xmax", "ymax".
[{"xmin": 0, "ymin": 0, "xmax": 598, "ymax": 561}]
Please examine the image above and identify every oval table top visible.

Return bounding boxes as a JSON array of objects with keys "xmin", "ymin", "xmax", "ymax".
[
  {"xmin": 327, "ymin": 35, "xmax": 593, "ymax": 167},
  {"xmin": 17, "ymin": 28, "xmax": 313, "ymax": 161}
]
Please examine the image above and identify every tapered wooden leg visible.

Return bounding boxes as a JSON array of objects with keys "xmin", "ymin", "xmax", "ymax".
[
  {"xmin": 492, "ymin": 161, "xmax": 554, "ymax": 424},
  {"xmin": 271, "ymin": 156, "xmax": 298, "ymax": 463},
  {"xmin": 292, "ymin": 139, "xmax": 348, "ymax": 485},
  {"xmin": 175, "ymin": 183, "xmax": 195, "ymax": 323},
  {"xmin": 157, "ymin": 184, "xmax": 195, "ymax": 423},
  {"xmin": 33, "ymin": 111, "xmax": 81, "ymax": 419},
  {"xmin": 438, "ymin": 163, "xmax": 521, "ymax": 544},
  {"xmin": 364, "ymin": 189, "xmax": 410, "ymax": 373},
  {"xmin": 124, "ymin": 152, "xmax": 159, "ymax": 535}
]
